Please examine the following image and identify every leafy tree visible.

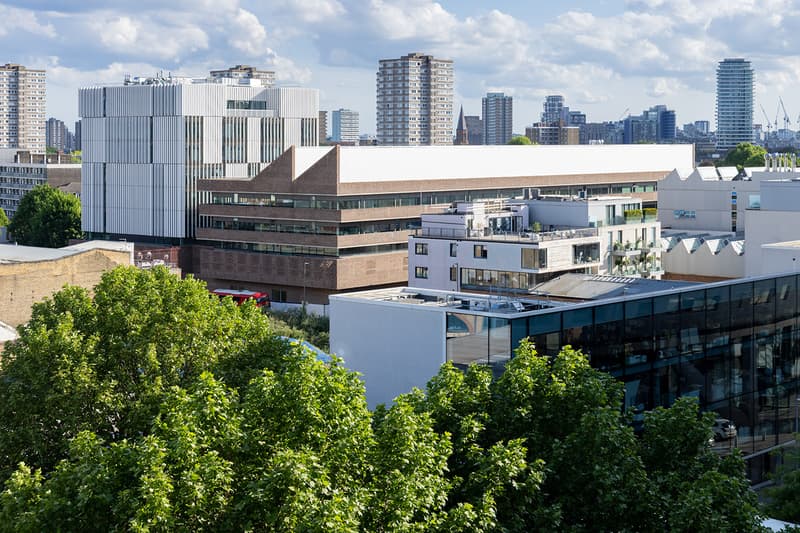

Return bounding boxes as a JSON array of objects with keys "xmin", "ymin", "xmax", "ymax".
[
  {"xmin": 508, "ymin": 135, "xmax": 532, "ymax": 145},
  {"xmin": 7, "ymin": 184, "xmax": 81, "ymax": 247},
  {"xmin": 0, "ymin": 266, "xmax": 511, "ymax": 531},
  {"xmin": 0, "ymin": 207, "xmax": 8, "ymax": 228},
  {"xmin": 764, "ymin": 443, "xmax": 800, "ymax": 523},
  {"xmin": 410, "ymin": 341, "xmax": 764, "ymax": 532},
  {"xmin": 722, "ymin": 142, "xmax": 767, "ymax": 169}
]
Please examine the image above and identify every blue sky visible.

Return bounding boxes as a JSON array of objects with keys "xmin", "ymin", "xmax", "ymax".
[{"xmin": 4, "ymin": 0, "xmax": 800, "ymax": 135}]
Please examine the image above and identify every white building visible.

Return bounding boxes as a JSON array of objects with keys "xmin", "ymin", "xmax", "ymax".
[
  {"xmin": 658, "ymin": 166, "xmax": 759, "ymax": 234},
  {"xmin": 0, "ymin": 64, "xmax": 46, "ymax": 153},
  {"xmin": 716, "ymin": 58, "xmax": 754, "ymax": 152},
  {"xmin": 79, "ymin": 73, "xmax": 319, "ymax": 240},
  {"xmin": 331, "ymin": 108, "xmax": 359, "ymax": 143},
  {"xmin": 482, "ymin": 92, "xmax": 512, "ymax": 145},
  {"xmin": 746, "ymin": 177, "xmax": 800, "ymax": 276},
  {"xmin": 409, "ymin": 196, "xmax": 662, "ymax": 294},
  {"xmin": 376, "ymin": 52, "xmax": 454, "ymax": 146}
]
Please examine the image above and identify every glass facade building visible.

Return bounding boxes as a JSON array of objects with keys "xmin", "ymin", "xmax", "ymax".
[{"xmin": 445, "ymin": 272, "xmax": 800, "ymax": 483}]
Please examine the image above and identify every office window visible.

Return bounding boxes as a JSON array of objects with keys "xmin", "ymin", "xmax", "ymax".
[
  {"xmin": 521, "ymin": 248, "xmax": 547, "ymax": 269},
  {"xmin": 415, "ymin": 242, "xmax": 428, "ymax": 255},
  {"xmin": 474, "ymin": 244, "xmax": 488, "ymax": 258},
  {"xmin": 450, "ymin": 243, "xmax": 457, "ymax": 257},
  {"xmin": 450, "ymin": 266, "xmax": 457, "ymax": 281},
  {"xmin": 415, "ymin": 266, "xmax": 428, "ymax": 279},
  {"xmin": 272, "ymin": 288, "xmax": 287, "ymax": 303}
]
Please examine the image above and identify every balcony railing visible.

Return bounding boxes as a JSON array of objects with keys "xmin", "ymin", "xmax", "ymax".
[{"xmin": 413, "ymin": 226, "xmax": 599, "ymax": 243}]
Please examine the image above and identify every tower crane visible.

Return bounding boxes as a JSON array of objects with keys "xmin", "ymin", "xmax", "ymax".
[
  {"xmin": 760, "ymin": 104, "xmax": 773, "ymax": 134},
  {"xmin": 618, "ymin": 107, "xmax": 630, "ymax": 121},
  {"xmin": 779, "ymin": 96, "xmax": 791, "ymax": 131}
]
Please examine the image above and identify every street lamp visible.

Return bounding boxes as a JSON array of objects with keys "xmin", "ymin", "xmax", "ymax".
[{"xmin": 303, "ymin": 262, "xmax": 310, "ymax": 309}]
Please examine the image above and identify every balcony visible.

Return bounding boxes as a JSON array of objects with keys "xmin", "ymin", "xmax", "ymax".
[
  {"xmin": 641, "ymin": 241, "xmax": 662, "ymax": 252},
  {"xmin": 413, "ymin": 226, "xmax": 598, "ymax": 244},
  {"xmin": 612, "ymin": 243, "xmax": 642, "ymax": 257}
]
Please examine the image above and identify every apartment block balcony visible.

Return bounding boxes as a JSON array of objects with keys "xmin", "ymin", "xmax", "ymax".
[
  {"xmin": 413, "ymin": 226, "xmax": 598, "ymax": 244},
  {"xmin": 611, "ymin": 242, "xmax": 643, "ymax": 257}
]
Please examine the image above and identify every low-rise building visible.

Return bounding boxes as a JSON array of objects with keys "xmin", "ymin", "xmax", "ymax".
[
  {"xmin": 331, "ymin": 269, "xmax": 800, "ymax": 484},
  {"xmin": 0, "ymin": 240, "xmax": 133, "ymax": 327},
  {"xmin": 408, "ymin": 195, "xmax": 662, "ymax": 294},
  {"xmin": 194, "ymin": 144, "xmax": 691, "ymax": 303}
]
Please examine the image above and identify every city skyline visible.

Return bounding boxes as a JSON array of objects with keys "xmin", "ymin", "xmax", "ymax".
[{"xmin": 4, "ymin": 1, "xmax": 800, "ymax": 135}]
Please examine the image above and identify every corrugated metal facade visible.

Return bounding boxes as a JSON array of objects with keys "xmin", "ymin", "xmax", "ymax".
[{"xmin": 79, "ymin": 82, "xmax": 319, "ymax": 239}]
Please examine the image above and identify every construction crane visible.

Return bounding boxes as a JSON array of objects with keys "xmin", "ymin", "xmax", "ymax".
[
  {"xmin": 618, "ymin": 107, "xmax": 630, "ymax": 121},
  {"xmin": 760, "ymin": 104, "xmax": 773, "ymax": 134},
  {"xmin": 780, "ymin": 97, "xmax": 791, "ymax": 131}
]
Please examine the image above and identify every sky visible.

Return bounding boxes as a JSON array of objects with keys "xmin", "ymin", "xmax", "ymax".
[{"xmin": 4, "ymin": 0, "xmax": 800, "ymax": 135}]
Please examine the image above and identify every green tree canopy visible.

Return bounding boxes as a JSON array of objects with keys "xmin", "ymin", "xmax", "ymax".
[
  {"xmin": 722, "ymin": 142, "xmax": 767, "ymax": 168},
  {"xmin": 7, "ymin": 184, "xmax": 81, "ymax": 247},
  {"xmin": 508, "ymin": 135, "xmax": 532, "ymax": 145},
  {"xmin": 0, "ymin": 207, "xmax": 8, "ymax": 228},
  {"xmin": 0, "ymin": 268, "xmax": 765, "ymax": 531}
]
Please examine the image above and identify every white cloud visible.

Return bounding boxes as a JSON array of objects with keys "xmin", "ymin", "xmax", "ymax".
[
  {"xmin": 0, "ymin": 4, "xmax": 56, "ymax": 38},
  {"xmin": 228, "ymin": 8, "xmax": 268, "ymax": 56},
  {"xmin": 89, "ymin": 14, "xmax": 208, "ymax": 60}
]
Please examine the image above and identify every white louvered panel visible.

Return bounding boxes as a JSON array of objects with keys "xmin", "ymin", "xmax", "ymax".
[
  {"xmin": 106, "ymin": 117, "xmax": 152, "ymax": 164},
  {"xmin": 105, "ymin": 164, "xmax": 153, "ymax": 236},
  {"xmin": 224, "ymin": 163, "xmax": 248, "ymax": 177},
  {"xmin": 283, "ymin": 118, "xmax": 301, "ymax": 152},
  {"xmin": 78, "ymin": 88, "xmax": 105, "ymax": 118},
  {"xmin": 182, "ymin": 84, "xmax": 225, "ymax": 117},
  {"xmin": 203, "ymin": 116, "xmax": 222, "ymax": 164},
  {"xmin": 162, "ymin": 164, "xmax": 185, "ymax": 238},
  {"xmin": 153, "ymin": 85, "xmax": 179, "ymax": 116},
  {"xmin": 153, "ymin": 116, "xmax": 184, "ymax": 164},
  {"xmin": 105, "ymin": 86, "xmax": 153, "ymax": 117},
  {"xmin": 246, "ymin": 117, "xmax": 260, "ymax": 163},
  {"xmin": 80, "ymin": 163, "xmax": 105, "ymax": 233},
  {"xmin": 82, "ymin": 117, "xmax": 107, "ymax": 163}
]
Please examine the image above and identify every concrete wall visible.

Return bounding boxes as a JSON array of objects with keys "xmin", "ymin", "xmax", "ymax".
[
  {"xmin": 0, "ymin": 248, "xmax": 132, "ymax": 327},
  {"xmin": 745, "ymin": 210, "xmax": 800, "ymax": 276},
  {"xmin": 330, "ymin": 295, "xmax": 446, "ymax": 408}
]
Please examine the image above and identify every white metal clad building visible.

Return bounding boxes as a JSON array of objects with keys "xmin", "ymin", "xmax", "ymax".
[{"xmin": 79, "ymin": 79, "xmax": 319, "ymax": 239}]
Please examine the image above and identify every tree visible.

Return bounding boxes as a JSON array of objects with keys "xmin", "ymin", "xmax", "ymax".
[
  {"xmin": 0, "ymin": 207, "xmax": 8, "ymax": 228},
  {"xmin": 0, "ymin": 270, "xmax": 765, "ymax": 530},
  {"xmin": 408, "ymin": 341, "xmax": 765, "ymax": 532},
  {"xmin": 0, "ymin": 266, "xmax": 512, "ymax": 531},
  {"xmin": 7, "ymin": 184, "xmax": 81, "ymax": 247},
  {"xmin": 508, "ymin": 135, "xmax": 532, "ymax": 145},
  {"xmin": 722, "ymin": 142, "xmax": 766, "ymax": 169},
  {"xmin": 764, "ymin": 443, "xmax": 800, "ymax": 523}
]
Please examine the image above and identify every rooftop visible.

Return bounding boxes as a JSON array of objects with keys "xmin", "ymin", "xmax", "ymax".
[
  {"xmin": 532, "ymin": 273, "xmax": 696, "ymax": 301},
  {"xmin": 0, "ymin": 241, "xmax": 134, "ymax": 264},
  {"xmin": 291, "ymin": 144, "xmax": 694, "ymax": 183}
]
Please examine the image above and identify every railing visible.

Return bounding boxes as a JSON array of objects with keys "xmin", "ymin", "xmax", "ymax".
[{"xmin": 413, "ymin": 227, "xmax": 599, "ymax": 243}]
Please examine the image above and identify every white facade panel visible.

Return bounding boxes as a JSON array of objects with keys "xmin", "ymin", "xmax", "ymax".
[
  {"xmin": 180, "ymin": 85, "xmax": 226, "ymax": 117},
  {"xmin": 81, "ymin": 163, "xmax": 105, "ymax": 233},
  {"xmin": 78, "ymin": 87, "xmax": 105, "ymax": 118},
  {"xmin": 81, "ymin": 117, "xmax": 107, "ymax": 163},
  {"xmin": 330, "ymin": 296, "xmax": 446, "ymax": 408},
  {"xmin": 283, "ymin": 118, "xmax": 301, "ymax": 150},
  {"xmin": 105, "ymin": 164, "xmax": 153, "ymax": 236},
  {"xmin": 153, "ymin": 85, "xmax": 180, "ymax": 116},
  {"xmin": 225, "ymin": 163, "xmax": 248, "ymax": 177},
  {"xmin": 162, "ymin": 164, "xmax": 185, "ymax": 238},
  {"xmin": 264, "ymin": 87, "xmax": 319, "ymax": 118},
  {"xmin": 203, "ymin": 116, "xmax": 223, "ymax": 164},
  {"xmin": 106, "ymin": 116, "xmax": 151, "ymax": 164},
  {"xmin": 246, "ymin": 117, "xmax": 261, "ymax": 163},
  {"xmin": 153, "ymin": 116, "xmax": 184, "ymax": 164},
  {"xmin": 105, "ymin": 85, "xmax": 153, "ymax": 117}
]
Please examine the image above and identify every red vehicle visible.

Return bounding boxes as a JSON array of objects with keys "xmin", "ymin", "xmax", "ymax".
[{"xmin": 211, "ymin": 288, "xmax": 270, "ymax": 308}]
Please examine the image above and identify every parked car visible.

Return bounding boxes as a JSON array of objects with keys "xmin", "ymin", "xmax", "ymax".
[{"xmin": 712, "ymin": 418, "xmax": 737, "ymax": 440}]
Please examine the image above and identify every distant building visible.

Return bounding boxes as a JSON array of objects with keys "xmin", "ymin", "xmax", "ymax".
[
  {"xmin": 465, "ymin": 115, "xmax": 483, "ymax": 145},
  {"xmin": 319, "ymin": 111, "xmax": 328, "ymax": 144},
  {"xmin": 209, "ymin": 65, "xmax": 275, "ymax": 87},
  {"xmin": 482, "ymin": 92, "xmax": 513, "ymax": 145},
  {"xmin": 0, "ymin": 64, "xmax": 46, "ymax": 153},
  {"xmin": 454, "ymin": 106, "xmax": 468, "ymax": 145},
  {"xmin": 542, "ymin": 95, "xmax": 564, "ymax": 124},
  {"xmin": 580, "ymin": 122, "xmax": 621, "ymax": 145},
  {"xmin": 0, "ymin": 149, "xmax": 80, "ymax": 228},
  {"xmin": 623, "ymin": 105, "xmax": 676, "ymax": 144},
  {"xmin": 74, "ymin": 120, "xmax": 81, "ymax": 151},
  {"xmin": 376, "ymin": 52, "xmax": 454, "ymax": 145},
  {"xmin": 695, "ymin": 120, "xmax": 710, "ymax": 135},
  {"xmin": 45, "ymin": 117, "xmax": 67, "ymax": 151},
  {"xmin": 331, "ymin": 108, "xmax": 359, "ymax": 143},
  {"xmin": 716, "ymin": 58, "xmax": 754, "ymax": 152},
  {"xmin": 526, "ymin": 123, "xmax": 579, "ymax": 145}
]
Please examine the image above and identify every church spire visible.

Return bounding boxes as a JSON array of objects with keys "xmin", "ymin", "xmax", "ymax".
[{"xmin": 455, "ymin": 105, "xmax": 468, "ymax": 145}]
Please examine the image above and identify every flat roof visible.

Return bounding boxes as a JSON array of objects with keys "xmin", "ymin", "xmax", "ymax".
[
  {"xmin": 294, "ymin": 144, "xmax": 693, "ymax": 183},
  {"xmin": 532, "ymin": 274, "xmax": 696, "ymax": 301},
  {"xmin": 0, "ymin": 241, "xmax": 133, "ymax": 264}
]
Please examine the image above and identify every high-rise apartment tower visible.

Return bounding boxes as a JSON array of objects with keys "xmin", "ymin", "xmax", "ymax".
[
  {"xmin": 0, "ymin": 64, "xmax": 46, "ymax": 153},
  {"xmin": 716, "ymin": 58, "xmax": 754, "ymax": 152},
  {"xmin": 482, "ymin": 92, "xmax": 513, "ymax": 145},
  {"xmin": 376, "ymin": 52, "xmax": 454, "ymax": 145}
]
